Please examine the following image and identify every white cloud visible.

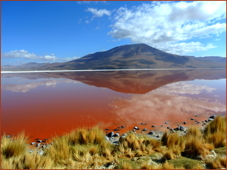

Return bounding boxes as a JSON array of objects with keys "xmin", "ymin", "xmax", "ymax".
[
  {"xmin": 86, "ymin": 8, "xmax": 111, "ymax": 17},
  {"xmin": 2, "ymin": 50, "xmax": 79, "ymax": 62},
  {"xmin": 64, "ymin": 56, "xmax": 80, "ymax": 61},
  {"xmin": 109, "ymin": 1, "xmax": 226, "ymax": 54}
]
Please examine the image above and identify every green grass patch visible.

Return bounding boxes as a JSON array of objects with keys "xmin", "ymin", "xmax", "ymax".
[
  {"xmin": 167, "ymin": 157, "xmax": 203, "ymax": 169},
  {"xmin": 214, "ymin": 147, "xmax": 226, "ymax": 155}
]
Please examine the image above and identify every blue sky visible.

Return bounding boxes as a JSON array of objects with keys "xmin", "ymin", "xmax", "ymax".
[{"xmin": 2, "ymin": 1, "xmax": 226, "ymax": 66}]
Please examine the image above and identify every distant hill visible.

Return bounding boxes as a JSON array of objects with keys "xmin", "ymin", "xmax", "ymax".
[{"xmin": 2, "ymin": 44, "xmax": 226, "ymax": 71}]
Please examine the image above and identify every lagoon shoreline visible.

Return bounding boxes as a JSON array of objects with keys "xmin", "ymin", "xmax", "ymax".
[{"xmin": 1, "ymin": 115, "xmax": 226, "ymax": 169}]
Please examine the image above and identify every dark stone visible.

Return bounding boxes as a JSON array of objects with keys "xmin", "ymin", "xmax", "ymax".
[
  {"xmin": 183, "ymin": 122, "xmax": 186, "ymax": 124},
  {"xmin": 167, "ymin": 127, "xmax": 170, "ymax": 129},
  {"xmin": 37, "ymin": 140, "xmax": 42, "ymax": 143},
  {"xmin": 134, "ymin": 126, "xmax": 140, "ymax": 130},
  {"xmin": 142, "ymin": 128, "xmax": 148, "ymax": 131},
  {"xmin": 191, "ymin": 118, "xmax": 194, "ymax": 120},
  {"xmin": 174, "ymin": 127, "xmax": 180, "ymax": 131},
  {"xmin": 121, "ymin": 125, "xmax": 125, "ymax": 128},
  {"xmin": 164, "ymin": 122, "xmax": 167, "ymax": 124},
  {"xmin": 209, "ymin": 115, "xmax": 216, "ymax": 119},
  {"xmin": 113, "ymin": 133, "xmax": 120, "ymax": 137},
  {"xmin": 208, "ymin": 118, "xmax": 214, "ymax": 122},
  {"xmin": 179, "ymin": 126, "xmax": 185, "ymax": 131},
  {"xmin": 151, "ymin": 125, "xmax": 155, "ymax": 127},
  {"xmin": 105, "ymin": 128, "xmax": 109, "ymax": 130},
  {"xmin": 114, "ymin": 129, "xmax": 120, "ymax": 131},
  {"xmin": 36, "ymin": 143, "xmax": 41, "ymax": 147},
  {"xmin": 205, "ymin": 120, "xmax": 208, "ymax": 122},
  {"xmin": 156, "ymin": 135, "xmax": 160, "ymax": 138},
  {"xmin": 107, "ymin": 132, "xmax": 114, "ymax": 138},
  {"xmin": 148, "ymin": 131, "xmax": 155, "ymax": 135}
]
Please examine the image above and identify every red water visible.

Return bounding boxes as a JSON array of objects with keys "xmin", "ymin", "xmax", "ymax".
[{"xmin": 1, "ymin": 70, "xmax": 226, "ymax": 143}]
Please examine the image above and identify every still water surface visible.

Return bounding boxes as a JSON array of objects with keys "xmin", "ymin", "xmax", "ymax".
[{"xmin": 1, "ymin": 69, "xmax": 226, "ymax": 141}]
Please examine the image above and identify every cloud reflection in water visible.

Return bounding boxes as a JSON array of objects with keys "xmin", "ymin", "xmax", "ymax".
[
  {"xmin": 2, "ymin": 78, "xmax": 80, "ymax": 93},
  {"xmin": 110, "ymin": 81, "xmax": 225, "ymax": 127}
]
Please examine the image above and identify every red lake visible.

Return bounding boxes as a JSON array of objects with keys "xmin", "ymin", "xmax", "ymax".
[{"xmin": 1, "ymin": 69, "xmax": 226, "ymax": 142}]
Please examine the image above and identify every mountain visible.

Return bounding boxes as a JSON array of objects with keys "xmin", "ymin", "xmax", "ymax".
[
  {"xmin": 2, "ymin": 62, "xmax": 50, "ymax": 71},
  {"xmin": 2, "ymin": 44, "xmax": 226, "ymax": 71}
]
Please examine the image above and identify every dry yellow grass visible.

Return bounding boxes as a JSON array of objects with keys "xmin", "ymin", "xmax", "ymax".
[
  {"xmin": 204, "ymin": 116, "xmax": 226, "ymax": 148},
  {"xmin": 206, "ymin": 155, "xmax": 226, "ymax": 169},
  {"xmin": 1, "ymin": 132, "xmax": 28, "ymax": 159},
  {"xmin": 162, "ymin": 149, "xmax": 176, "ymax": 160},
  {"xmin": 162, "ymin": 161, "xmax": 175, "ymax": 169},
  {"xmin": 1, "ymin": 117, "xmax": 226, "ymax": 169}
]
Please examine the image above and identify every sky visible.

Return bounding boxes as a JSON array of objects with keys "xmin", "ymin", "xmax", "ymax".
[{"xmin": 2, "ymin": 1, "xmax": 226, "ymax": 66}]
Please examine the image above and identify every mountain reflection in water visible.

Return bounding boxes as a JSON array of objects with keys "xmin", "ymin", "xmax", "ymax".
[{"xmin": 1, "ymin": 69, "xmax": 226, "ymax": 141}]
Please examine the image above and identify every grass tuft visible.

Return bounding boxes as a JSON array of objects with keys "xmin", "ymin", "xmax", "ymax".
[{"xmin": 1, "ymin": 132, "xmax": 28, "ymax": 159}]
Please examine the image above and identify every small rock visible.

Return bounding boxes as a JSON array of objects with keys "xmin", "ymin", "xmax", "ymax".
[
  {"xmin": 113, "ymin": 133, "xmax": 120, "ymax": 137},
  {"xmin": 179, "ymin": 126, "xmax": 185, "ymax": 131},
  {"xmin": 37, "ymin": 150, "xmax": 44, "ymax": 155},
  {"xmin": 183, "ymin": 122, "xmax": 186, "ymax": 124},
  {"xmin": 30, "ymin": 142, "xmax": 36, "ymax": 145},
  {"xmin": 164, "ymin": 122, "xmax": 167, "ymax": 124},
  {"xmin": 156, "ymin": 135, "xmax": 160, "ymax": 138},
  {"xmin": 114, "ymin": 129, "xmax": 120, "ymax": 131},
  {"xmin": 37, "ymin": 140, "xmax": 42, "ymax": 143},
  {"xmin": 107, "ymin": 132, "xmax": 114, "ymax": 138},
  {"xmin": 109, "ymin": 137, "xmax": 114, "ymax": 140},
  {"xmin": 36, "ymin": 143, "xmax": 41, "ymax": 147},
  {"xmin": 174, "ymin": 127, "xmax": 180, "ymax": 131},
  {"xmin": 148, "ymin": 131, "xmax": 155, "ymax": 135},
  {"xmin": 191, "ymin": 118, "xmax": 194, "ymax": 120},
  {"xmin": 167, "ymin": 127, "xmax": 170, "ymax": 129},
  {"xmin": 6, "ymin": 135, "xmax": 12, "ymax": 138},
  {"xmin": 208, "ymin": 118, "xmax": 214, "ymax": 122},
  {"xmin": 209, "ymin": 115, "xmax": 216, "ymax": 119},
  {"xmin": 151, "ymin": 125, "xmax": 155, "ymax": 127},
  {"xmin": 142, "ymin": 128, "xmax": 147, "ymax": 131},
  {"xmin": 134, "ymin": 126, "xmax": 140, "ymax": 130},
  {"xmin": 121, "ymin": 125, "xmax": 125, "ymax": 128},
  {"xmin": 105, "ymin": 136, "xmax": 109, "ymax": 141},
  {"xmin": 107, "ymin": 165, "xmax": 114, "ymax": 169},
  {"xmin": 105, "ymin": 128, "xmax": 109, "ymax": 130}
]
